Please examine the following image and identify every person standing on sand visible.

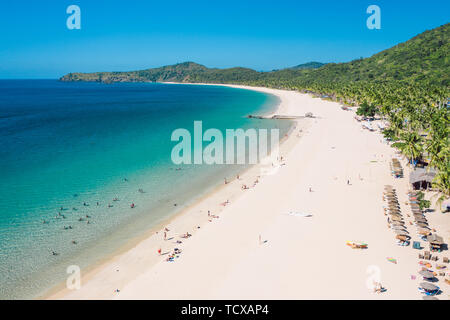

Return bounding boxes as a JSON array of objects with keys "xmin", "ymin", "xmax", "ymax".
[
  {"xmin": 158, "ymin": 248, "xmax": 161, "ymax": 255},
  {"xmin": 164, "ymin": 231, "xmax": 167, "ymax": 240}
]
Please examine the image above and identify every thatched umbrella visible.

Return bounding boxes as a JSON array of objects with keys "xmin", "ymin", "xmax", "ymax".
[
  {"xmin": 418, "ymin": 229, "xmax": 431, "ymax": 236},
  {"xmin": 394, "ymin": 229, "xmax": 409, "ymax": 236},
  {"xmin": 391, "ymin": 216, "xmax": 403, "ymax": 222},
  {"xmin": 417, "ymin": 222, "xmax": 429, "ymax": 228},
  {"xmin": 391, "ymin": 221, "xmax": 405, "ymax": 226},
  {"xmin": 419, "ymin": 270, "xmax": 435, "ymax": 278},
  {"xmin": 427, "ymin": 234, "xmax": 444, "ymax": 246},
  {"xmin": 396, "ymin": 234, "xmax": 410, "ymax": 241},
  {"xmin": 420, "ymin": 282, "xmax": 439, "ymax": 291}
]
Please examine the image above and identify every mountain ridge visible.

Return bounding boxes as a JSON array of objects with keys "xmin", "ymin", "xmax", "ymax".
[{"xmin": 60, "ymin": 23, "xmax": 449, "ymax": 89}]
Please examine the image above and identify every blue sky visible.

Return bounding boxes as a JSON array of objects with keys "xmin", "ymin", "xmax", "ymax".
[{"xmin": 0, "ymin": 0, "xmax": 448, "ymax": 78}]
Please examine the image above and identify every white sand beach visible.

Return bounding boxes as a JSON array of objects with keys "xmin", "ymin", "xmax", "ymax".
[{"xmin": 47, "ymin": 86, "xmax": 449, "ymax": 300}]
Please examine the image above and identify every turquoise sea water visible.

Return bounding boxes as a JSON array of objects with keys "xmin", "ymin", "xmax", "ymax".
[{"xmin": 0, "ymin": 80, "xmax": 290, "ymax": 299}]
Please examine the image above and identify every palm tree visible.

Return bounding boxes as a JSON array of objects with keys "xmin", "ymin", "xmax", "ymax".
[{"xmin": 392, "ymin": 131, "xmax": 424, "ymax": 165}]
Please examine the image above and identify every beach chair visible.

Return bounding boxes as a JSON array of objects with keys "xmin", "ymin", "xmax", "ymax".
[
  {"xmin": 424, "ymin": 251, "xmax": 431, "ymax": 260},
  {"xmin": 413, "ymin": 241, "xmax": 421, "ymax": 250},
  {"xmin": 443, "ymin": 257, "xmax": 449, "ymax": 263},
  {"xmin": 419, "ymin": 253, "xmax": 424, "ymax": 259}
]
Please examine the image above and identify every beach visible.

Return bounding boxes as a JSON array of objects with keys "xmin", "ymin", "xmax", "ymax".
[{"xmin": 47, "ymin": 85, "xmax": 449, "ymax": 300}]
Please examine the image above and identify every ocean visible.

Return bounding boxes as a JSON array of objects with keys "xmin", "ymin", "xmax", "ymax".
[{"xmin": 0, "ymin": 80, "xmax": 291, "ymax": 299}]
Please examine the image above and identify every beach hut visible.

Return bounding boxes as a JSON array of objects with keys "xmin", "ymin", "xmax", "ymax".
[{"xmin": 409, "ymin": 168, "xmax": 436, "ymax": 190}]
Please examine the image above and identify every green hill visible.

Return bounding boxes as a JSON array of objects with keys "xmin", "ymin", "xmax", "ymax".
[
  {"xmin": 61, "ymin": 23, "xmax": 449, "ymax": 87},
  {"xmin": 289, "ymin": 62, "xmax": 326, "ymax": 70}
]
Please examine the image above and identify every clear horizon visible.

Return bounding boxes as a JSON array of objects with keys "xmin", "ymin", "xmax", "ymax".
[{"xmin": 0, "ymin": 0, "xmax": 449, "ymax": 79}]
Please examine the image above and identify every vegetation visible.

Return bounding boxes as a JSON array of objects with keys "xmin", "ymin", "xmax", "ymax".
[
  {"xmin": 61, "ymin": 23, "xmax": 450, "ymax": 205},
  {"xmin": 416, "ymin": 191, "xmax": 432, "ymax": 210},
  {"xmin": 356, "ymin": 101, "xmax": 377, "ymax": 118}
]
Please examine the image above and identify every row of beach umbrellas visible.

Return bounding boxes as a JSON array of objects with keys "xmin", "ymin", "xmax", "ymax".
[
  {"xmin": 383, "ymin": 185, "xmax": 410, "ymax": 244},
  {"xmin": 408, "ymin": 191, "xmax": 431, "ymax": 237},
  {"xmin": 409, "ymin": 191, "xmax": 443, "ymax": 298},
  {"xmin": 390, "ymin": 158, "xmax": 403, "ymax": 178}
]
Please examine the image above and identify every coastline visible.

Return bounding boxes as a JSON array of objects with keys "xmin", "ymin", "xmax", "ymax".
[
  {"xmin": 42, "ymin": 84, "xmax": 300, "ymax": 299},
  {"xmin": 46, "ymin": 84, "xmax": 448, "ymax": 300}
]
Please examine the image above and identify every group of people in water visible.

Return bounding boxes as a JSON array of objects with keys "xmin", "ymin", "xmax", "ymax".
[{"xmin": 47, "ymin": 180, "xmax": 146, "ymax": 256}]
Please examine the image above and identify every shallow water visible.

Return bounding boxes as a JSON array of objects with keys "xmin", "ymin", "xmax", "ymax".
[{"xmin": 0, "ymin": 80, "xmax": 291, "ymax": 299}]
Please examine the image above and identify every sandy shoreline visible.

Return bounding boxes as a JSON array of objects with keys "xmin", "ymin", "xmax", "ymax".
[{"xmin": 46, "ymin": 85, "xmax": 449, "ymax": 300}]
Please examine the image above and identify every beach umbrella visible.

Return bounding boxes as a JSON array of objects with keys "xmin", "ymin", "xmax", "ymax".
[
  {"xmin": 388, "ymin": 203, "xmax": 400, "ymax": 207},
  {"xmin": 419, "ymin": 270, "xmax": 435, "ymax": 278},
  {"xmin": 418, "ymin": 229, "xmax": 431, "ymax": 236},
  {"xmin": 417, "ymin": 222, "xmax": 429, "ymax": 227},
  {"xmin": 396, "ymin": 234, "xmax": 409, "ymax": 241},
  {"xmin": 392, "ymin": 226, "xmax": 407, "ymax": 232},
  {"xmin": 393, "ymin": 229, "xmax": 409, "ymax": 236},
  {"xmin": 420, "ymin": 282, "xmax": 439, "ymax": 291}
]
